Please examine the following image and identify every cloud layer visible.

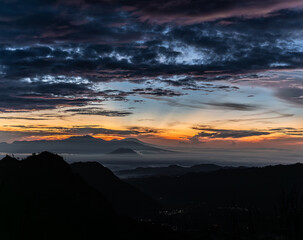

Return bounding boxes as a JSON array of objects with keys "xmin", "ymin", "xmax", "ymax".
[{"xmin": 0, "ymin": 0, "xmax": 302, "ymax": 146}]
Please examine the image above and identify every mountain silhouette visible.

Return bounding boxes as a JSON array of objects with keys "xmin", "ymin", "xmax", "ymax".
[
  {"xmin": 0, "ymin": 155, "xmax": 20, "ymax": 166},
  {"xmin": 0, "ymin": 152, "xmax": 115, "ymax": 239},
  {"xmin": 71, "ymin": 161, "xmax": 159, "ymax": 217},
  {"xmin": 0, "ymin": 152, "xmax": 188, "ymax": 240},
  {"xmin": 0, "ymin": 136, "xmax": 168, "ymax": 154},
  {"xmin": 109, "ymin": 147, "xmax": 138, "ymax": 155}
]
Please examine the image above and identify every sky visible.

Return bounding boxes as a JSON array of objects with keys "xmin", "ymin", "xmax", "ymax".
[{"xmin": 0, "ymin": 0, "xmax": 303, "ymax": 150}]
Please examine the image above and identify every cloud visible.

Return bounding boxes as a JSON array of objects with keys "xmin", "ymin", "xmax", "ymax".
[
  {"xmin": 0, "ymin": 0, "xmax": 302, "ymax": 115},
  {"xmin": 190, "ymin": 126, "xmax": 271, "ymax": 140},
  {"xmin": 121, "ymin": 0, "xmax": 303, "ymax": 24},
  {"xmin": 212, "ymin": 111, "xmax": 294, "ymax": 124},
  {"xmin": 0, "ymin": 116, "xmax": 49, "ymax": 121},
  {"xmin": 275, "ymin": 87, "xmax": 303, "ymax": 105},
  {"xmin": 64, "ymin": 107, "xmax": 133, "ymax": 117},
  {"xmin": 0, "ymin": 1, "xmax": 142, "ymax": 44},
  {"xmin": 127, "ymin": 126, "xmax": 162, "ymax": 134},
  {"xmin": 132, "ymin": 88, "xmax": 184, "ymax": 97},
  {"xmin": 205, "ymin": 102, "xmax": 258, "ymax": 111},
  {"xmin": 188, "ymin": 125, "xmax": 303, "ymax": 144},
  {"xmin": 0, "ymin": 6, "xmax": 303, "ymax": 80},
  {"xmin": 0, "ymin": 77, "xmax": 97, "ymax": 112},
  {"xmin": 270, "ymin": 127, "xmax": 303, "ymax": 136}
]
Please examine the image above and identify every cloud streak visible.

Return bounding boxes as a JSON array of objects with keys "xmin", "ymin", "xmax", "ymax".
[
  {"xmin": 64, "ymin": 107, "xmax": 133, "ymax": 117},
  {"xmin": 191, "ymin": 127, "xmax": 271, "ymax": 139}
]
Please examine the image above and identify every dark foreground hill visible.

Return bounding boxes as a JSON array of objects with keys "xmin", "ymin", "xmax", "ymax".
[
  {"xmin": 0, "ymin": 152, "xmax": 187, "ymax": 240},
  {"xmin": 71, "ymin": 161, "xmax": 159, "ymax": 218}
]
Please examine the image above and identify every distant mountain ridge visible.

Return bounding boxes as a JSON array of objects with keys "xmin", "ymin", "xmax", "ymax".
[
  {"xmin": 117, "ymin": 163, "xmax": 239, "ymax": 178},
  {"xmin": 109, "ymin": 147, "xmax": 138, "ymax": 155},
  {"xmin": 0, "ymin": 136, "xmax": 169, "ymax": 154},
  {"xmin": 127, "ymin": 163, "xmax": 303, "ymax": 211}
]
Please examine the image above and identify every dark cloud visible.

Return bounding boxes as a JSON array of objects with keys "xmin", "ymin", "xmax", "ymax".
[
  {"xmin": 276, "ymin": 87, "xmax": 303, "ymax": 105},
  {"xmin": 64, "ymin": 107, "xmax": 133, "ymax": 117},
  {"xmin": 127, "ymin": 126, "xmax": 161, "ymax": 134},
  {"xmin": 205, "ymin": 102, "xmax": 258, "ymax": 111},
  {"xmin": 189, "ymin": 125, "xmax": 303, "ymax": 143},
  {"xmin": 0, "ymin": 0, "xmax": 142, "ymax": 45},
  {"xmin": 61, "ymin": 126, "xmax": 139, "ymax": 135},
  {"xmin": 119, "ymin": 0, "xmax": 303, "ymax": 24},
  {"xmin": 163, "ymin": 79, "xmax": 240, "ymax": 92},
  {"xmin": 163, "ymin": 79, "xmax": 198, "ymax": 88},
  {"xmin": 0, "ymin": 78, "xmax": 94, "ymax": 112},
  {"xmin": 0, "ymin": 76, "xmax": 134, "ymax": 112},
  {"xmin": 0, "ymin": 116, "xmax": 49, "ymax": 121},
  {"xmin": 0, "ymin": 7, "xmax": 302, "ymax": 78},
  {"xmin": 95, "ymin": 90, "xmax": 130, "ymax": 101},
  {"xmin": 132, "ymin": 88, "xmax": 184, "ymax": 97},
  {"xmin": 190, "ymin": 127, "xmax": 271, "ymax": 140},
  {"xmin": 212, "ymin": 112, "xmax": 294, "ymax": 124},
  {"xmin": 0, "ymin": 0, "xmax": 302, "ymax": 113},
  {"xmin": 270, "ymin": 127, "xmax": 303, "ymax": 136}
]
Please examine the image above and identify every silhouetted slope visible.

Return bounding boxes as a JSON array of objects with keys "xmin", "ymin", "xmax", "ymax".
[
  {"xmin": 0, "ymin": 136, "xmax": 168, "ymax": 154},
  {"xmin": 190, "ymin": 163, "xmax": 226, "ymax": 172},
  {"xmin": 127, "ymin": 164, "xmax": 303, "ymax": 208},
  {"xmin": 0, "ymin": 155, "xmax": 19, "ymax": 166},
  {"xmin": 71, "ymin": 161, "xmax": 160, "ymax": 217},
  {"xmin": 127, "ymin": 163, "xmax": 303, "ymax": 238},
  {"xmin": 0, "ymin": 152, "xmax": 188, "ymax": 240}
]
